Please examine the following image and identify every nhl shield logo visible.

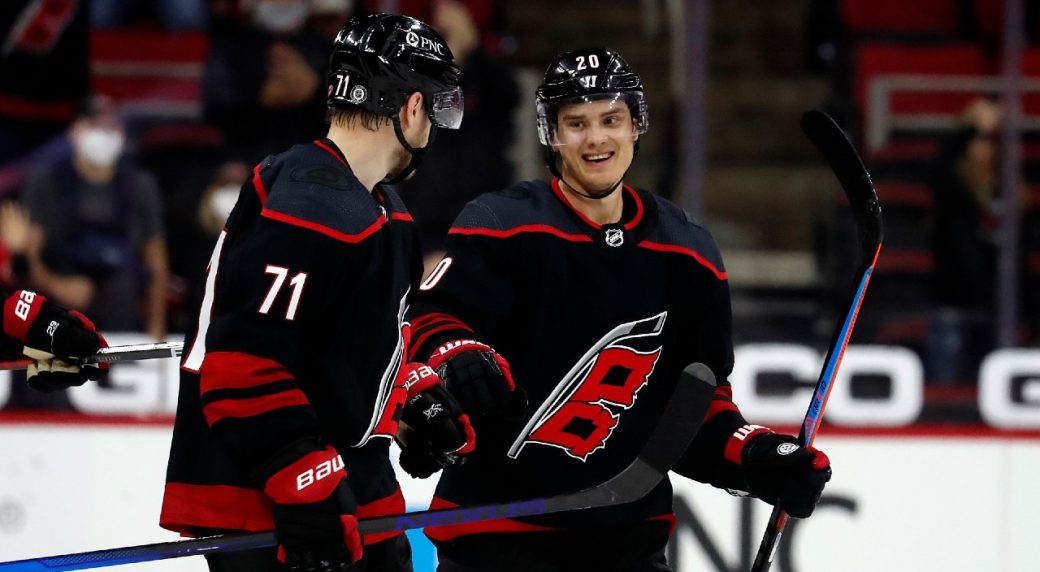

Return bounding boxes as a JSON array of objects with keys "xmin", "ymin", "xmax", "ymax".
[{"xmin": 604, "ymin": 228, "xmax": 624, "ymax": 247}]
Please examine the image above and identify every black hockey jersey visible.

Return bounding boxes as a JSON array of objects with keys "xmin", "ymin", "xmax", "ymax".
[
  {"xmin": 409, "ymin": 179, "xmax": 751, "ymax": 540},
  {"xmin": 161, "ymin": 140, "xmax": 421, "ymax": 545}
]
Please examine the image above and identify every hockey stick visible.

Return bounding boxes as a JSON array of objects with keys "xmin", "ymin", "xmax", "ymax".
[
  {"xmin": 0, "ymin": 342, "xmax": 184, "ymax": 371},
  {"xmin": 749, "ymin": 111, "xmax": 883, "ymax": 572},
  {"xmin": 0, "ymin": 362, "xmax": 717, "ymax": 571}
]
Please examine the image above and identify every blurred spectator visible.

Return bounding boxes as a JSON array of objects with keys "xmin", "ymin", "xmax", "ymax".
[
  {"xmin": 89, "ymin": 0, "xmax": 207, "ymax": 31},
  {"xmin": 21, "ymin": 96, "xmax": 169, "ymax": 340},
  {"xmin": 398, "ymin": 0, "xmax": 518, "ymax": 270},
  {"xmin": 0, "ymin": 202, "xmax": 32, "ymax": 287},
  {"xmin": 0, "ymin": 0, "xmax": 89, "ymax": 165},
  {"xmin": 309, "ymin": 0, "xmax": 354, "ymax": 41},
  {"xmin": 165, "ymin": 160, "xmax": 248, "ymax": 331},
  {"xmin": 926, "ymin": 97, "xmax": 1038, "ymax": 382},
  {"xmin": 202, "ymin": 0, "xmax": 330, "ymax": 164}
]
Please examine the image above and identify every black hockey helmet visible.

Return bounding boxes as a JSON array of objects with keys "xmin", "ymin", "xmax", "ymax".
[
  {"xmin": 536, "ymin": 47, "xmax": 649, "ymax": 147},
  {"xmin": 327, "ymin": 13, "xmax": 464, "ymax": 130}
]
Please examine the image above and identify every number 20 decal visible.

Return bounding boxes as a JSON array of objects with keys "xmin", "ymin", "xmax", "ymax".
[
  {"xmin": 575, "ymin": 54, "xmax": 600, "ymax": 70},
  {"xmin": 260, "ymin": 265, "xmax": 308, "ymax": 320}
]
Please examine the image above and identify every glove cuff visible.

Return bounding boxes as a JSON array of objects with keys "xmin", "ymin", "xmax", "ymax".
[
  {"xmin": 402, "ymin": 363, "xmax": 442, "ymax": 397},
  {"xmin": 3, "ymin": 290, "xmax": 46, "ymax": 343},
  {"xmin": 724, "ymin": 424, "xmax": 774, "ymax": 465},
  {"xmin": 256, "ymin": 438, "xmax": 347, "ymax": 505},
  {"xmin": 427, "ymin": 339, "xmax": 494, "ymax": 370}
]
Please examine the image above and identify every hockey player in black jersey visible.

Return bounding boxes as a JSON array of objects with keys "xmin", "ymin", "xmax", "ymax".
[
  {"xmin": 161, "ymin": 14, "xmax": 475, "ymax": 572},
  {"xmin": 407, "ymin": 48, "xmax": 833, "ymax": 571}
]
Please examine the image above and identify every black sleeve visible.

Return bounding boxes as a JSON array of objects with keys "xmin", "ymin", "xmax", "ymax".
[
  {"xmin": 671, "ymin": 247, "xmax": 753, "ymax": 492},
  {"xmin": 407, "ymin": 203, "xmax": 518, "ymax": 361},
  {"xmin": 197, "ymin": 216, "xmax": 362, "ymax": 474}
]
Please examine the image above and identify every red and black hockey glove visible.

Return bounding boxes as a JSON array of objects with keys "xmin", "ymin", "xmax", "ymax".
[
  {"xmin": 396, "ymin": 363, "xmax": 476, "ymax": 479},
  {"xmin": 254, "ymin": 438, "xmax": 363, "ymax": 571},
  {"xmin": 727, "ymin": 425, "xmax": 832, "ymax": 518},
  {"xmin": 427, "ymin": 339, "xmax": 526, "ymax": 421},
  {"xmin": 3, "ymin": 290, "xmax": 108, "ymax": 392}
]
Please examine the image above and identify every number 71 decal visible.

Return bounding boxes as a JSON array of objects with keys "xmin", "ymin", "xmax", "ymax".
[{"xmin": 259, "ymin": 265, "xmax": 308, "ymax": 320}]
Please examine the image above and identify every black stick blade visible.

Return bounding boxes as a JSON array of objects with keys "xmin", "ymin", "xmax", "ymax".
[{"xmin": 801, "ymin": 110, "xmax": 884, "ymax": 258}]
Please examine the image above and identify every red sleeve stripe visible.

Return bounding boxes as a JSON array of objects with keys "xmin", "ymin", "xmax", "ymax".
[
  {"xmin": 202, "ymin": 389, "xmax": 311, "ymax": 425},
  {"xmin": 252, "ymin": 163, "xmax": 268, "ymax": 204},
  {"xmin": 410, "ymin": 312, "xmax": 471, "ymax": 333},
  {"xmin": 261, "ymin": 207, "xmax": 386, "ymax": 243},
  {"xmin": 200, "ymin": 352, "xmax": 293, "ymax": 393},
  {"xmin": 704, "ymin": 385, "xmax": 739, "ymax": 420},
  {"xmin": 449, "ymin": 225, "xmax": 593, "ymax": 243},
  {"xmin": 423, "ymin": 496, "xmax": 556, "ymax": 541},
  {"xmin": 410, "ymin": 322, "xmax": 474, "ymax": 361},
  {"xmin": 636, "ymin": 241, "xmax": 728, "ymax": 280},
  {"xmin": 391, "ymin": 212, "xmax": 414, "ymax": 222}
]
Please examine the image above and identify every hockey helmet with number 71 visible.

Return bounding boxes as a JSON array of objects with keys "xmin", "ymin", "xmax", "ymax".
[
  {"xmin": 536, "ymin": 47, "xmax": 649, "ymax": 147},
  {"xmin": 327, "ymin": 13, "xmax": 464, "ymax": 130}
]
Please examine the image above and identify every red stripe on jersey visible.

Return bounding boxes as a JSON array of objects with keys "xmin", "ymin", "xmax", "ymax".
[
  {"xmin": 160, "ymin": 483, "xmax": 405, "ymax": 544},
  {"xmin": 313, "ymin": 140, "xmax": 347, "ymax": 166},
  {"xmin": 637, "ymin": 241, "xmax": 728, "ymax": 280},
  {"xmin": 410, "ymin": 322, "xmax": 474, "ymax": 361},
  {"xmin": 422, "ymin": 496, "xmax": 557, "ymax": 541},
  {"xmin": 624, "ymin": 185, "xmax": 645, "ymax": 230},
  {"xmin": 550, "ymin": 178, "xmax": 599, "ymax": 229},
  {"xmin": 548, "ymin": 179, "xmax": 645, "ymax": 231},
  {"xmin": 647, "ymin": 513, "xmax": 677, "ymax": 535},
  {"xmin": 261, "ymin": 207, "xmax": 386, "ymax": 243},
  {"xmin": 410, "ymin": 312, "xmax": 468, "ymax": 331},
  {"xmin": 200, "ymin": 352, "xmax": 293, "ymax": 393},
  {"xmin": 390, "ymin": 212, "xmax": 414, "ymax": 222},
  {"xmin": 202, "ymin": 389, "xmax": 311, "ymax": 425},
  {"xmin": 252, "ymin": 163, "xmax": 268, "ymax": 204},
  {"xmin": 356, "ymin": 487, "xmax": 407, "ymax": 544},
  {"xmin": 705, "ymin": 385, "xmax": 740, "ymax": 420},
  {"xmin": 449, "ymin": 225, "xmax": 593, "ymax": 243}
]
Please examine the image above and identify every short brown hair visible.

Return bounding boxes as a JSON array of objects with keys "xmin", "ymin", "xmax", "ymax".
[{"xmin": 326, "ymin": 106, "xmax": 391, "ymax": 131}]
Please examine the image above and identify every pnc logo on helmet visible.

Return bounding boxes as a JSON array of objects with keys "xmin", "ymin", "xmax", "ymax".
[{"xmin": 405, "ymin": 30, "xmax": 445, "ymax": 55}]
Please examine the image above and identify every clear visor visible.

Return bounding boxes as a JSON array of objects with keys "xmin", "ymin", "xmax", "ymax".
[{"xmin": 429, "ymin": 86, "xmax": 464, "ymax": 129}]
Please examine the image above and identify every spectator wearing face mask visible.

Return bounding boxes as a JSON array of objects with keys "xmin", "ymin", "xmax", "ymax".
[
  {"xmin": 202, "ymin": 0, "xmax": 332, "ymax": 164},
  {"xmin": 164, "ymin": 160, "xmax": 247, "ymax": 333},
  {"xmin": 20, "ymin": 95, "xmax": 170, "ymax": 341}
]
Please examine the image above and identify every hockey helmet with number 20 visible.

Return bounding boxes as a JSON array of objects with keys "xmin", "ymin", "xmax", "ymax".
[
  {"xmin": 327, "ymin": 13, "xmax": 463, "ymax": 130},
  {"xmin": 536, "ymin": 47, "xmax": 649, "ymax": 147}
]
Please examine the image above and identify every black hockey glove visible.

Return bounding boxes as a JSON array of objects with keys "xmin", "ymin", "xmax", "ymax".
[
  {"xmin": 427, "ymin": 339, "xmax": 526, "ymax": 421},
  {"xmin": 3, "ymin": 290, "xmax": 108, "ymax": 392},
  {"xmin": 255, "ymin": 439, "xmax": 362, "ymax": 571},
  {"xmin": 396, "ymin": 363, "xmax": 476, "ymax": 479},
  {"xmin": 732, "ymin": 425, "xmax": 832, "ymax": 518}
]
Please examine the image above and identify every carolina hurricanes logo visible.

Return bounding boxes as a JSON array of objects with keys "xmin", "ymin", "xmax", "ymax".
[
  {"xmin": 508, "ymin": 312, "xmax": 666, "ymax": 461},
  {"xmin": 356, "ymin": 288, "xmax": 410, "ymax": 446}
]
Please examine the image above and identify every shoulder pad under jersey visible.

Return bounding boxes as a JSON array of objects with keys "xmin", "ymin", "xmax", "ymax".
[
  {"xmin": 453, "ymin": 180, "xmax": 583, "ymax": 234},
  {"xmin": 260, "ymin": 143, "xmax": 386, "ymax": 238},
  {"xmin": 645, "ymin": 195, "xmax": 727, "ymax": 277}
]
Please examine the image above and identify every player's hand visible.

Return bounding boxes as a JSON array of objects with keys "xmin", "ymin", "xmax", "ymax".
[
  {"xmin": 256, "ymin": 439, "xmax": 362, "ymax": 570},
  {"xmin": 3, "ymin": 290, "xmax": 108, "ymax": 392},
  {"xmin": 396, "ymin": 363, "xmax": 476, "ymax": 479},
  {"xmin": 427, "ymin": 339, "xmax": 526, "ymax": 420},
  {"xmin": 736, "ymin": 427, "xmax": 831, "ymax": 518}
]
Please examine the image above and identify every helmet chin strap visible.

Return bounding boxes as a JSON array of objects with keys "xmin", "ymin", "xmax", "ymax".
[
  {"xmin": 559, "ymin": 173, "xmax": 625, "ymax": 200},
  {"xmin": 384, "ymin": 115, "xmax": 437, "ymax": 184},
  {"xmin": 546, "ymin": 134, "xmax": 641, "ymax": 201}
]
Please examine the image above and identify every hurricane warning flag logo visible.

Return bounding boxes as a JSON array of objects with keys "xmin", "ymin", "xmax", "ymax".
[{"xmin": 508, "ymin": 312, "xmax": 666, "ymax": 461}]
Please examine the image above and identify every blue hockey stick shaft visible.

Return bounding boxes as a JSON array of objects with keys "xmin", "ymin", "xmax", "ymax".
[{"xmin": 0, "ymin": 363, "xmax": 717, "ymax": 571}]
